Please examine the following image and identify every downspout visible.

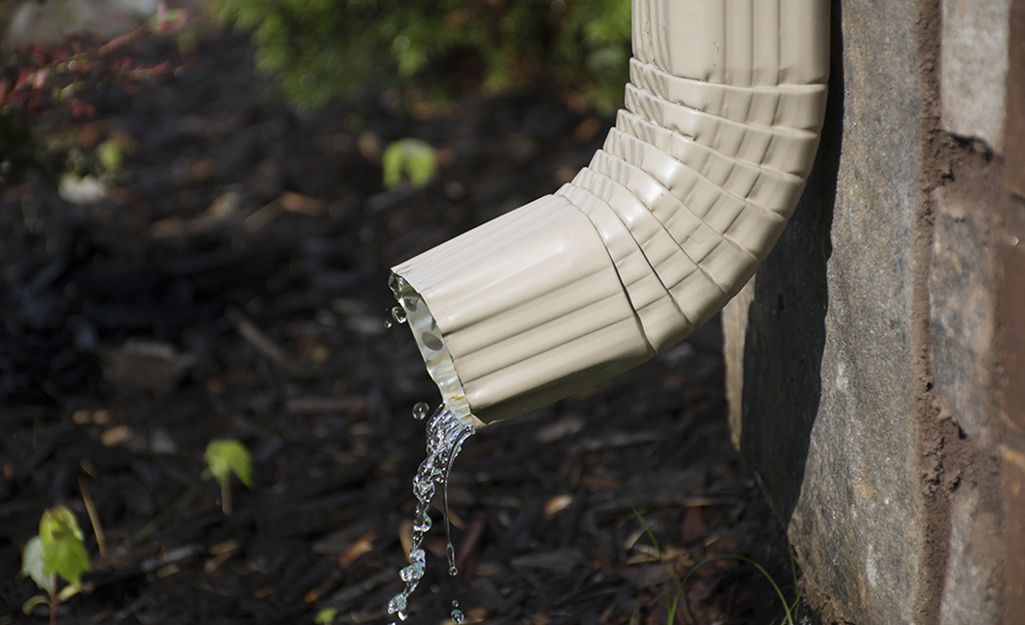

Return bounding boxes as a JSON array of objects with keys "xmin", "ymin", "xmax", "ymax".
[{"xmin": 391, "ymin": 0, "xmax": 830, "ymax": 428}]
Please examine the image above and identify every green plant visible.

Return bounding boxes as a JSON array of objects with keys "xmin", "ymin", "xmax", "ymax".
[
  {"xmin": 382, "ymin": 138, "xmax": 438, "ymax": 190},
  {"xmin": 207, "ymin": 0, "xmax": 631, "ymax": 113},
  {"xmin": 21, "ymin": 506, "xmax": 92, "ymax": 624},
  {"xmin": 203, "ymin": 438, "xmax": 253, "ymax": 516},
  {"xmin": 632, "ymin": 509, "xmax": 801, "ymax": 625}
]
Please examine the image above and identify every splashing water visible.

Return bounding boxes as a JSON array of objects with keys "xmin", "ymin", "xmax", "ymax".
[{"xmin": 387, "ymin": 404, "xmax": 475, "ymax": 621}]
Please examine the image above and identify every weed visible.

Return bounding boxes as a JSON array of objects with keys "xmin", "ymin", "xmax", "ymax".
[
  {"xmin": 314, "ymin": 606, "xmax": 339, "ymax": 624},
  {"xmin": 203, "ymin": 438, "xmax": 253, "ymax": 516},
  {"xmin": 20, "ymin": 506, "xmax": 92, "ymax": 625}
]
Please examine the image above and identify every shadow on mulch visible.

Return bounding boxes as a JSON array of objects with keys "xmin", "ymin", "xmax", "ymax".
[{"xmin": 1, "ymin": 30, "xmax": 818, "ymax": 625}]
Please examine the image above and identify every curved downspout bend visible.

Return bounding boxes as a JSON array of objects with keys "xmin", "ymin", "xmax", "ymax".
[{"xmin": 392, "ymin": 0, "xmax": 829, "ymax": 428}]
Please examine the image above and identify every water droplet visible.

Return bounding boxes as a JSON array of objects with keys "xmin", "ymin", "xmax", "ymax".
[
  {"xmin": 388, "ymin": 274, "xmax": 406, "ymax": 297},
  {"xmin": 388, "ymin": 594, "xmax": 407, "ymax": 615},
  {"xmin": 400, "ymin": 562, "xmax": 424, "ymax": 582},
  {"xmin": 391, "ymin": 306, "xmax": 408, "ymax": 324},
  {"xmin": 451, "ymin": 608, "xmax": 465, "ymax": 624},
  {"xmin": 446, "ymin": 542, "xmax": 457, "ymax": 575},
  {"xmin": 412, "ymin": 401, "xmax": 430, "ymax": 420},
  {"xmin": 414, "ymin": 512, "xmax": 432, "ymax": 532},
  {"xmin": 422, "ymin": 332, "xmax": 444, "ymax": 351},
  {"xmin": 385, "ymin": 319, "xmax": 394, "ymax": 329}
]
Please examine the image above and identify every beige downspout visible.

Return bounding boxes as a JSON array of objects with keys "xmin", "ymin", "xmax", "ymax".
[{"xmin": 391, "ymin": 0, "xmax": 830, "ymax": 428}]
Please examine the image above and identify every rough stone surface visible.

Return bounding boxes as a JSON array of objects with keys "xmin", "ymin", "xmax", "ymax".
[
  {"xmin": 723, "ymin": 1, "xmax": 924, "ymax": 622},
  {"xmin": 941, "ymin": 0, "xmax": 1012, "ymax": 152},
  {"xmin": 1006, "ymin": 0, "xmax": 1025, "ymax": 196},
  {"xmin": 929, "ymin": 195, "xmax": 996, "ymax": 449},
  {"xmin": 726, "ymin": 3, "xmax": 1023, "ymax": 625},
  {"xmin": 938, "ymin": 471, "xmax": 1004, "ymax": 625},
  {"xmin": 928, "ymin": 166, "xmax": 1010, "ymax": 625}
]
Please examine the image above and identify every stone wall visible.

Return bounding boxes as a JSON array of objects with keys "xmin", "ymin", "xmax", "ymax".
[{"xmin": 722, "ymin": 1, "xmax": 1025, "ymax": 624}]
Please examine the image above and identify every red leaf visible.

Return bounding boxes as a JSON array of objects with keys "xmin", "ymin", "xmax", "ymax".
[
  {"xmin": 69, "ymin": 99, "xmax": 96, "ymax": 118},
  {"xmin": 27, "ymin": 45, "xmax": 48, "ymax": 66},
  {"xmin": 67, "ymin": 35, "xmax": 86, "ymax": 54},
  {"xmin": 150, "ymin": 61, "xmax": 172, "ymax": 76},
  {"xmin": 14, "ymin": 69, "xmax": 34, "ymax": 91}
]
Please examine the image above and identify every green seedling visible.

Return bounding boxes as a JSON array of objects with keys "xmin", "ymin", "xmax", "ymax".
[
  {"xmin": 21, "ymin": 506, "xmax": 92, "ymax": 625},
  {"xmin": 382, "ymin": 138, "xmax": 438, "ymax": 190},
  {"xmin": 203, "ymin": 438, "xmax": 253, "ymax": 516},
  {"xmin": 314, "ymin": 607, "xmax": 339, "ymax": 624}
]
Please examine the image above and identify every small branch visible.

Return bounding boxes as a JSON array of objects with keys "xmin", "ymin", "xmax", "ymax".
[
  {"xmin": 49, "ymin": 574, "xmax": 58, "ymax": 625},
  {"xmin": 221, "ymin": 477, "xmax": 232, "ymax": 516},
  {"xmin": 79, "ymin": 477, "xmax": 107, "ymax": 556}
]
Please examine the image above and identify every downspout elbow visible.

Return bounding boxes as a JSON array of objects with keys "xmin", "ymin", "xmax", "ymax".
[{"xmin": 392, "ymin": 0, "xmax": 830, "ymax": 428}]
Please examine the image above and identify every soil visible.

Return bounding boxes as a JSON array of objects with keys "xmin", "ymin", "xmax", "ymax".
[{"xmin": 1, "ymin": 30, "xmax": 817, "ymax": 625}]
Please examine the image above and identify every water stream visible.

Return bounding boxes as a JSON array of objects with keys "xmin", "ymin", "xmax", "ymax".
[
  {"xmin": 386, "ymin": 274, "xmax": 477, "ymax": 622},
  {"xmin": 386, "ymin": 402, "xmax": 475, "ymax": 622}
]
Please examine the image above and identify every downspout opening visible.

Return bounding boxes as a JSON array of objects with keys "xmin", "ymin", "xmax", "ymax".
[{"xmin": 389, "ymin": 273, "xmax": 480, "ymax": 430}]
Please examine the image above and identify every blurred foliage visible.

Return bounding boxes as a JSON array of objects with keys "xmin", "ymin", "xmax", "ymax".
[
  {"xmin": 208, "ymin": 0, "xmax": 632, "ymax": 112},
  {"xmin": 382, "ymin": 138, "xmax": 437, "ymax": 189},
  {"xmin": 0, "ymin": 9, "xmax": 192, "ymax": 188}
]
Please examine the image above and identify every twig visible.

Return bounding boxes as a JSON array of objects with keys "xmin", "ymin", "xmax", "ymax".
[
  {"xmin": 79, "ymin": 477, "xmax": 107, "ymax": 557},
  {"xmin": 49, "ymin": 573, "xmax": 58, "ymax": 625},
  {"xmin": 226, "ymin": 307, "xmax": 314, "ymax": 377},
  {"xmin": 221, "ymin": 475, "xmax": 232, "ymax": 516}
]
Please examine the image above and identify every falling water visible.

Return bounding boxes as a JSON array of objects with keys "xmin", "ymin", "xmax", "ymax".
[{"xmin": 386, "ymin": 403, "xmax": 475, "ymax": 622}]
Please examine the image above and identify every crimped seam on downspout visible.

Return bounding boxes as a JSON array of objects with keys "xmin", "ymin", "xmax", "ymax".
[{"xmin": 392, "ymin": 0, "xmax": 829, "ymax": 427}]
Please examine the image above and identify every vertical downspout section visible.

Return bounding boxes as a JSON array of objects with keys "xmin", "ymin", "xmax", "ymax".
[{"xmin": 393, "ymin": 0, "xmax": 830, "ymax": 427}]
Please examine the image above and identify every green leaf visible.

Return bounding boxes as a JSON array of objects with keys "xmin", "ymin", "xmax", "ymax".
[
  {"xmin": 96, "ymin": 139, "xmax": 123, "ymax": 174},
  {"xmin": 22, "ymin": 594, "xmax": 50, "ymax": 615},
  {"xmin": 382, "ymin": 138, "xmax": 437, "ymax": 190},
  {"xmin": 204, "ymin": 439, "xmax": 253, "ymax": 488},
  {"xmin": 37, "ymin": 506, "xmax": 91, "ymax": 589},
  {"xmin": 21, "ymin": 536, "xmax": 53, "ymax": 594},
  {"xmin": 314, "ymin": 607, "xmax": 339, "ymax": 624}
]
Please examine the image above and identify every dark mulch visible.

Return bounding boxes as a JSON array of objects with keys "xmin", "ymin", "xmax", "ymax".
[{"xmin": 0, "ymin": 29, "xmax": 816, "ymax": 625}]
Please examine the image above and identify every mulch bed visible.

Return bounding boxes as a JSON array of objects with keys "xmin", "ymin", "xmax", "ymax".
[{"xmin": 0, "ymin": 28, "xmax": 816, "ymax": 625}]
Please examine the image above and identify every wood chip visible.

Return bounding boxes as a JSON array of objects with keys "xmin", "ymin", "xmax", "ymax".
[
  {"xmin": 544, "ymin": 494, "xmax": 574, "ymax": 517},
  {"xmin": 279, "ymin": 191, "xmax": 325, "ymax": 216},
  {"xmin": 100, "ymin": 425, "xmax": 132, "ymax": 446},
  {"xmin": 398, "ymin": 519, "xmax": 413, "ymax": 559},
  {"xmin": 338, "ymin": 530, "xmax": 376, "ymax": 566},
  {"xmin": 210, "ymin": 540, "xmax": 241, "ymax": 556}
]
